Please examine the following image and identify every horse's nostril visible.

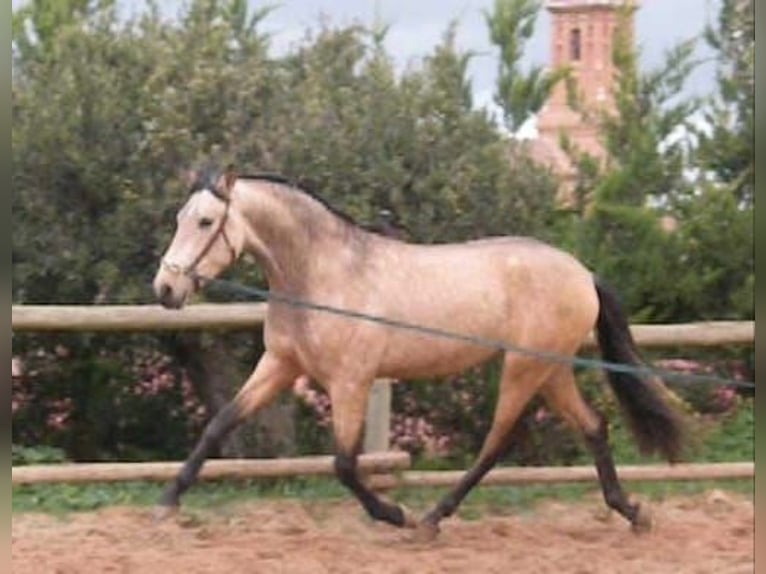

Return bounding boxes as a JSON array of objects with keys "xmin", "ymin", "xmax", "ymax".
[{"xmin": 159, "ymin": 283, "xmax": 173, "ymax": 303}]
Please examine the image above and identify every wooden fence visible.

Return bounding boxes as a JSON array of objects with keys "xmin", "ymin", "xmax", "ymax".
[
  {"xmin": 11, "ymin": 305, "xmax": 755, "ymax": 348},
  {"xmin": 366, "ymin": 461, "xmax": 755, "ymax": 490},
  {"xmin": 12, "ymin": 459, "xmax": 753, "ymax": 487},
  {"xmin": 12, "ymin": 452, "xmax": 412, "ymax": 486},
  {"xmin": 11, "ymin": 304, "xmax": 754, "ymax": 487}
]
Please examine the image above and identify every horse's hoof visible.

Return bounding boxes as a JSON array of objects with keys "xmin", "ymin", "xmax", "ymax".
[
  {"xmin": 400, "ymin": 505, "xmax": 418, "ymax": 529},
  {"xmin": 631, "ymin": 503, "xmax": 653, "ymax": 534},
  {"xmin": 411, "ymin": 520, "xmax": 440, "ymax": 543},
  {"xmin": 152, "ymin": 504, "xmax": 179, "ymax": 524}
]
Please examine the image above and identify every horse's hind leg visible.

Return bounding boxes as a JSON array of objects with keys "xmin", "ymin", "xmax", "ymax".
[
  {"xmin": 155, "ymin": 352, "xmax": 298, "ymax": 518},
  {"xmin": 329, "ymin": 378, "xmax": 413, "ymax": 528},
  {"xmin": 418, "ymin": 355, "xmax": 552, "ymax": 538},
  {"xmin": 540, "ymin": 368, "xmax": 650, "ymax": 532}
]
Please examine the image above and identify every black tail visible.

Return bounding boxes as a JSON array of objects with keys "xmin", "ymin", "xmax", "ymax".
[{"xmin": 594, "ymin": 278, "xmax": 686, "ymax": 463}]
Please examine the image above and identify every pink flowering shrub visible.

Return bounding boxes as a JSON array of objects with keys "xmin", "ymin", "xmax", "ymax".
[
  {"xmin": 13, "ymin": 336, "xmax": 751, "ymax": 466},
  {"xmin": 290, "ymin": 364, "xmax": 580, "ymax": 464},
  {"xmin": 291, "ymin": 352, "xmax": 751, "ymax": 466},
  {"xmin": 654, "ymin": 357, "xmax": 749, "ymax": 414},
  {"xmin": 390, "ymin": 414, "xmax": 451, "ymax": 457},
  {"xmin": 12, "ymin": 337, "xmax": 207, "ymax": 462},
  {"xmin": 291, "ymin": 376, "xmax": 452, "ymax": 456},
  {"xmin": 292, "ymin": 376, "xmax": 332, "ymax": 428},
  {"xmin": 291, "ymin": 376, "xmax": 334, "ymax": 454}
]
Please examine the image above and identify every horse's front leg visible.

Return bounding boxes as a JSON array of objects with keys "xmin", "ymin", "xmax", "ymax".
[
  {"xmin": 329, "ymin": 378, "xmax": 415, "ymax": 528},
  {"xmin": 155, "ymin": 352, "xmax": 298, "ymax": 518}
]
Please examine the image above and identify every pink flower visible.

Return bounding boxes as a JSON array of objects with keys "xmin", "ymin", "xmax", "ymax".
[
  {"xmin": 534, "ymin": 407, "xmax": 550, "ymax": 424},
  {"xmin": 12, "ymin": 357, "xmax": 23, "ymax": 378},
  {"xmin": 292, "ymin": 375, "xmax": 311, "ymax": 395},
  {"xmin": 713, "ymin": 387, "xmax": 737, "ymax": 412}
]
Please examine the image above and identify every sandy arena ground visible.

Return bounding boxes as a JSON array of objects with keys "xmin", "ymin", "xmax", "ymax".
[{"xmin": 12, "ymin": 490, "xmax": 754, "ymax": 574}]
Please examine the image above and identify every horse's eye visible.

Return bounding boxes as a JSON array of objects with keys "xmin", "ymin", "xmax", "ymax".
[{"xmin": 199, "ymin": 217, "xmax": 214, "ymax": 229}]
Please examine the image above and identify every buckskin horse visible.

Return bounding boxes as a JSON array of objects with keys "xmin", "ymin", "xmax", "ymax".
[{"xmin": 152, "ymin": 166, "xmax": 685, "ymax": 538}]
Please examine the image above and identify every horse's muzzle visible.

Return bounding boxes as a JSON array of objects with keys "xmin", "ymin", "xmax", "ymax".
[{"xmin": 156, "ymin": 282, "xmax": 185, "ymax": 309}]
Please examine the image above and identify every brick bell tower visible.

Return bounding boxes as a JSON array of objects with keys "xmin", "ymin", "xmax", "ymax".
[{"xmin": 529, "ymin": 0, "xmax": 638, "ymax": 201}]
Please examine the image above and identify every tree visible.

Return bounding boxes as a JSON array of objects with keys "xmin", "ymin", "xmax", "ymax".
[
  {"xmin": 485, "ymin": 0, "xmax": 568, "ymax": 133},
  {"xmin": 12, "ymin": 0, "xmax": 284, "ymax": 459},
  {"xmin": 12, "ymin": 0, "xmax": 558, "ymax": 461},
  {"xmin": 556, "ymin": 1, "xmax": 752, "ymax": 324},
  {"xmin": 669, "ymin": 0, "xmax": 754, "ymax": 320},
  {"xmin": 696, "ymin": 0, "xmax": 753, "ymax": 206}
]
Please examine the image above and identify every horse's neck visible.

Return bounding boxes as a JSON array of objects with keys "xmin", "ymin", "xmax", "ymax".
[{"xmin": 237, "ymin": 181, "xmax": 366, "ymax": 293}]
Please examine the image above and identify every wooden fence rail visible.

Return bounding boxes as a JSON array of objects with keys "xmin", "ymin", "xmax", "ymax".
[
  {"xmin": 11, "ymin": 305, "xmax": 755, "ymax": 348},
  {"xmin": 12, "ymin": 451, "xmax": 411, "ymax": 486},
  {"xmin": 12, "ymin": 459, "xmax": 752, "ymax": 488},
  {"xmin": 12, "ymin": 304, "xmax": 267, "ymax": 332},
  {"xmin": 367, "ymin": 462, "xmax": 754, "ymax": 490}
]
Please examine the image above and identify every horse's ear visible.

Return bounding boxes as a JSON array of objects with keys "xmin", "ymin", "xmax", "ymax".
[
  {"xmin": 214, "ymin": 164, "xmax": 238, "ymax": 200},
  {"xmin": 181, "ymin": 168, "xmax": 199, "ymax": 190}
]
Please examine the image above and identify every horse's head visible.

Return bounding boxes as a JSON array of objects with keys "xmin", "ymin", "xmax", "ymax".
[{"xmin": 153, "ymin": 166, "xmax": 246, "ymax": 309}]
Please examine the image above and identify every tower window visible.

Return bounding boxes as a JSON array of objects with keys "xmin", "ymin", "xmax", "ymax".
[{"xmin": 570, "ymin": 28, "xmax": 582, "ymax": 61}]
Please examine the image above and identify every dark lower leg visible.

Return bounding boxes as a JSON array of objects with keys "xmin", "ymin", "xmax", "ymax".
[
  {"xmin": 158, "ymin": 401, "xmax": 242, "ymax": 508},
  {"xmin": 585, "ymin": 415, "xmax": 640, "ymax": 524},
  {"xmin": 335, "ymin": 450, "xmax": 409, "ymax": 527},
  {"xmin": 420, "ymin": 364, "xmax": 542, "ymax": 532},
  {"xmin": 422, "ymin": 453, "xmax": 499, "ymax": 528}
]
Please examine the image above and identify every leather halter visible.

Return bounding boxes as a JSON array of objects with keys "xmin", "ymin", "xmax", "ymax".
[{"xmin": 161, "ymin": 193, "xmax": 237, "ymax": 278}]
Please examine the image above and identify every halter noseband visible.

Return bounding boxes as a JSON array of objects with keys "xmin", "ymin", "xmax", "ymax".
[{"xmin": 161, "ymin": 192, "xmax": 237, "ymax": 279}]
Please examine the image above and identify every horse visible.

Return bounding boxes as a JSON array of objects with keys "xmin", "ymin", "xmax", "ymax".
[{"xmin": 152, "ymin": 165, "xmax": 685, "ymax": 538}]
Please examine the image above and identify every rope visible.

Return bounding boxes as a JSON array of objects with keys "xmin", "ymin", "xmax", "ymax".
[{"xmin": 195, "ymin": 274, "xmax": 755, "ymax": 390}]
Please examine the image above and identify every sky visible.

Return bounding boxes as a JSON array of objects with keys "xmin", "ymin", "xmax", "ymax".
[
  {"xmin": 249, "ymin": 0, "xmax": 720, "ymax": 113},
  {"xmin": 13, "ymin": 0, "xmax": 721, "ymax": 127}
]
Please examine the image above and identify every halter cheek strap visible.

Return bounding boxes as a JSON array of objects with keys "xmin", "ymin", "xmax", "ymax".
[{"xmin": 161, "ymin": 198, "xmax": 237, "ymax": 278}]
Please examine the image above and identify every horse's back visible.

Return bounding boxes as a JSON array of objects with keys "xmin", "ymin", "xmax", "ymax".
[
  {"xmin": 364, "ymin": 236, "xmax": 599, "ymax": 379},
  {"xmin": 387, "ymin": 235, "xmax": 596, "ymax": 306}
]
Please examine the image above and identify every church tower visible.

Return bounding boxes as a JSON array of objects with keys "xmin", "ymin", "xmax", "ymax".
[{"xmin": 530, "ymin": 0, "xmax": 638, "ymax": 200}]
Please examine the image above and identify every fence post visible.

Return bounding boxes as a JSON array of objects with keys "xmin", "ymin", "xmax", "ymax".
[{"xmin": 364, "ymin": 378, "xmax": 392, "ymax": 453}]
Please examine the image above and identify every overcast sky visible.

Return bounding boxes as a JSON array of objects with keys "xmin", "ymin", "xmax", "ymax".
[
  {"xmin": 14, "ymin": 0, "xmax": 721, "ymax": 114},
  {"xmin": 250, "ymin": 0, "xmax": 720, "ymax": 111}
]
